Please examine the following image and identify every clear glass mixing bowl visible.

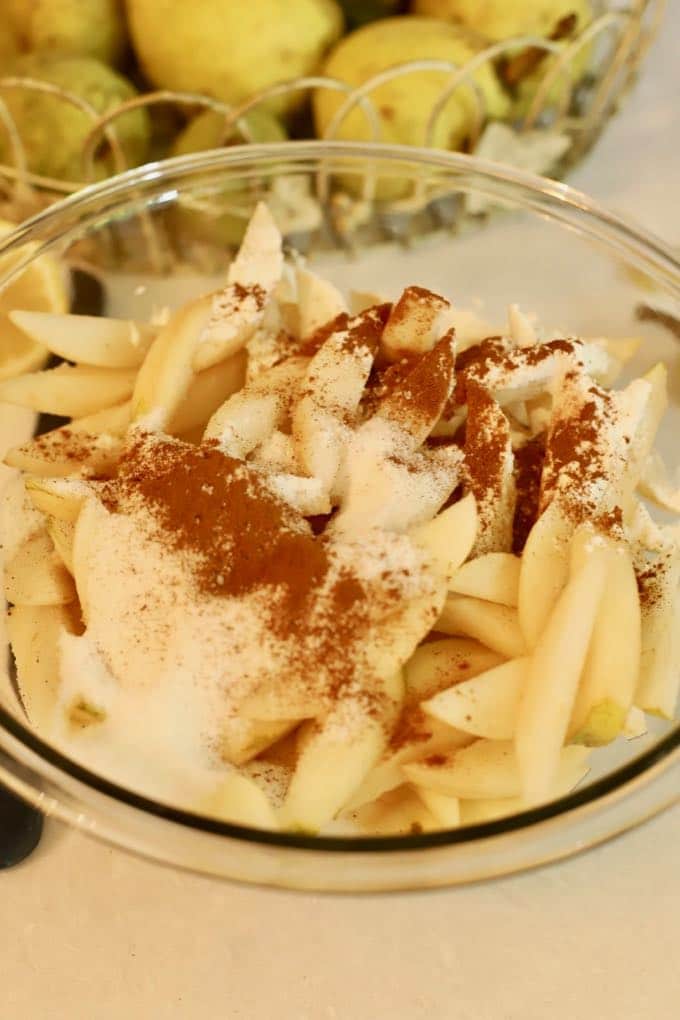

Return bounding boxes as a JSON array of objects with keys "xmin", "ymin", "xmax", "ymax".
[{"xmin": 0, "ymin": 142, "xmax": 678, "ymax": 891}]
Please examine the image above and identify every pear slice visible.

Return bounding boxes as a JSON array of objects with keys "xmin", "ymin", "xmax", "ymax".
[
  {"xmin": 518, "ymin": 499, "xmax": 573, "ymax": 650},
  {"xmin": 168, "ymin": 351, "xmax": 247, "ymax": 437},
  {"xmin": 343, "ymin": 716, "xmax": 471, "ymax": 812},
  {"xmin": 409, "ymin": 492, "xmax": 478, "ymax": 583},
  {"xmin": 131, "ymin": 294, "xmax": 214, "ymax": 430},
  {"xmin": 10, "ymin": 310, "xmax": 155, "ymax": 369},
  {"xmin": 412, "ymin": 786, "xmax": 460, "ymax": 828},
  {"xmin": 449, "ymin": 552, "xmax": 521, "ymax": 606},
  {"xmin": 403, "ymin": 739, "xmax": 520, "ymax": 799},
  {"xmin": 5, "ymin": 430, "xmax": 122, "ymax": 479},
  {"xmin": 295, "ymin": 266, "xmax": 347, "ymax": 339},
  {"xmin": 6, "ymin": 602, "xmax": 78, "ymax": 733},
  {"xmin": 404, "ymin": 637, "xmax": 504, "ymax": 703},
  {"xmin": 4, "ymin": 530, "xmax": 76, "ymax": 606},
  {"xmin": 569, "ymin": 542, "xmax": 640, "ymax": 745},
  {"xmin": 515, "ymin": 529, "xmax": 609, "ymax": 805},
  {"xmin": 436, "ymin": 595, "xmax": 527, "ymax": 659},
  {"xmin": 279, "ymin": 670, "xmax": 404, "ymax": 833},
  {"xmin": 0, "ymin": 363, "xmax": 136, "ymax": 417},
  {"xmin": 70, "ymin": 401, "xmax": 132, "ymax": 437},
  {"xmin": 203, "ymin": 771, "xmax": 280, "ymax": 830},
  {"xmin": 220, "ymin": 717, "xmax": 298, "ymax": 767},
  {"xmin": 458, "ymin": 746, "xmax": 591, "ymax": 824},
  {"xmin": 46, "ymin": 518, "xmax": 76, "ymax": 575},
  {"xmin": 381, "ymin": 286, "xmax": 450, "ymax": 361},
  {"xmin": 635, "ymin": 558, "xmax": 680, "ymax": 719},
  {"xmin": 349, "ymin": 786, "xmax": 437, "ymax": 836},
  {"xmin": 24, "ymin": 476, "xmax": 91, "ymax": 523},
  {"xmin": 192, "ymin": 203, "xmax": 283, "ymax": 372},
  {"xmin": 424, "ymin": 657, "xmax": 529, "ymax": 741},
  {"xmin": 204, "ymin": 356, "xmax": 306, "ymax": 457}
]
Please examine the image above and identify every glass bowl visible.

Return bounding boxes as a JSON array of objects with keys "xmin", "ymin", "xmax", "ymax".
[{"xmin": 0, "ymin": 142, "xmax": 678, "ymax": 892}]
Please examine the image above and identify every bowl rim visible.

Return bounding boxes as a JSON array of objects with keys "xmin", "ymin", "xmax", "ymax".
[{"xmin": 1, "ymin": 139, "xmax": 678, "ymax": 855}]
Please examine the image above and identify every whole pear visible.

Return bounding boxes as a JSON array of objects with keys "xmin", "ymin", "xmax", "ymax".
[
  {"xmin": 170, "ymin": 108, "xmax": 287, "ymax": 248},
  {"xmin": 0, "ymin": 54, "xmax": 149, "ymax": 182},
  {"xmin": 413, "ymin": 0, "xmax": 592, "ymax": 41},
  {"xmin": 126, "ymin": 0, "xmax": 344, "ymax": 118},
  {"xmin": 413, "ymin": 0, "xmax": 594, "ymax": 118},
  {"xmin": 4, "ymin": 0, "xmax": 127, "ymax": 65},
  {"xmin": 314, "ymin": 16, "xmax": 510, "ymax": 196}
]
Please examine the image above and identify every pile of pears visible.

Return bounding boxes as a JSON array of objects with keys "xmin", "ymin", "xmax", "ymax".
[{"xmin": 0, "ymin": 0, "xmax": 594, "ymax": 186}]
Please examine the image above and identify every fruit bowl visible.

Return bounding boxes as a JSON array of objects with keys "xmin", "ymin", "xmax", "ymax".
[
  {"xmin": 0, "ymin": 0, "xmax": 666, "ymax": 232},
  {"xmin": 0, "ymin": 142, "xmax": 678, "ymax": 891}
]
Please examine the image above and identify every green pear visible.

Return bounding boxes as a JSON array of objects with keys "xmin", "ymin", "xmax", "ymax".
[
  {"xmin": 4, "ymin": 0, "xmax": 127, "ymax": 65},
  {"xmin": 170, "ymin": 108, "xmax": 287, "ymax": 248},
  {"xmin": 414, "ymin": 0, "xmax": 594, "ymax": 119},
  {"xmin": 126, "ymin": 0, "xmax": 344, "ymax": 118},
  {"xmin": 314, "ymin": 16, "xmax": 510, "ymax": 198},
  {"xmin": 0, "ymin": 54, "xmax": 150, "ymax": 182}
]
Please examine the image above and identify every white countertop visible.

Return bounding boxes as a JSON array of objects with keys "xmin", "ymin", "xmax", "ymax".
[{"xmin": 2, "ymin": 11, "xmax": 679, "ymax": 1020}]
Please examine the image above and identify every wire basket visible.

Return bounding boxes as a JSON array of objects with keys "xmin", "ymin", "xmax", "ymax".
[{"xmin": 0, "ymin": 0, "xmax": 665, "ymax": 272}]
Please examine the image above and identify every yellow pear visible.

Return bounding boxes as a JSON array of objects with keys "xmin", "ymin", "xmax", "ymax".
[
  {"xmin": 414, "ymin": 0, "xmax": 594, "ymax": 120},
  {"xmin": 314, "ymin": 16, "xmax": 510, "ymax": 198},
  {"xmin": 0, "ymin": 54, "xmax": 150, "ymax": 183},
  {"xmin": 126, "ymin": 0, "xmax": 344, "ymax": 118},
  {"xmin": 170, "ymin": 108, "xmax": 287, "ymax": 249},
  {"xmin": 3, "ymin": 0, "xmax": 127, "ymax": 65}
]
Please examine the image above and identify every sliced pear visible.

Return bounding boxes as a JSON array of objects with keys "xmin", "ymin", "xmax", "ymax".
[
  {"xmin": 131, "ymin": 294, "xmax": 214, "ymax": 430},
  {"xmin": 349, "ymin": 786, "xmax": 437, "ymax": 836},
  {"xmin": 203, "ymin": 770, "xmax": 280, "ymax": 830},
  {"xmin": 6, "ymin": 602, "xmax": 77, "ymax": 733},
  {"xmin": 637, "ymin": 449, "xmax": 680, "ymax": 514},
  {"xmin": 404, "ymin": 637, "xmax": 504, "ymax": 704},
  {"xmin": 518, "ymin": 500, "xmax": 573, "ymax": 650},
  {"xmin": 636, "ymin": 561, "xmax": 680, "ymax": 719},
  {"xmin": 569, "ymin": 542, "xmax": 640, "ymax": 745},
  {"xmin": 193, "ymin": 203, "xmax": 283, "ymax": 372},
  {"xmin": 424, "ymin": 657, "xmax": 529, "ymax": 741},
  {"xmin": 168, "ymin": 350, "xmax": 247, "ymax": 437},
  {"xmin": 458, "ymin": 746, "xmax": 591, "ymax": 824},
  {"xmin": 515, "ymin": 530, "xmax": 609, "ymax": 805},
  {"xmin": 70, "ymin": 401, "xmax": 132, "ymax": 437},
  {"xmin": 24, "ymin": 476, "xmax": 91, "ymax": 523},
  {"xmin": 0, "ymin": 364, "xmax": 136, "ymax": 417},
  {"xmin": 344, "ymin": 715, "xmax": 471, "ymax": 812},
  {"xmin": 450, "ymin": 552, "xmax": 521, "ymax": 606},
  {"xmin": 507, "ymin": 304, "xmax": 536, "ymax": 348},
  {"xmin": 409, "ymin": 493, "xmax": 478, "ymax": 584},
  {"xmin": 295, "ymin": 266, "xmax": 347, "ymax": 339},
  {"xmin": 293, "ymin": 308, "xmax": 379, "ymax": 492},
  {"xmin": 465, "ymin": 381, "xmax": 516, "ymax": 556},
  {"xmin": 4, "ymin": 530, "xmax": 76, "ymax": 606},
  {"xmin": 376, "ymin": 331, "xmax": 456, "ymax": 447},
  {"xmin": 381, "ymin": 285, "xmax": 450, "ymax": 361},
  {"xmin": 5, "ymin": 429, "xmax": 122, "ymax": 478},
  {"xmin": 204, "ymin": 356, "xmax": 305, "ymax": 457},
  {"xmin": 10, "ymin": 310, "xmax": 156, "ymax": 369},
  {"xmin": 280, "ymin": 670, "xmax": 404, "ymax": 833},
  {"xmin": 46, "ymin": 518, "xmax": 76, "ymax": 575},
  {"xmin": 436, "ymin": 595, "xmax": 527, "ymax": 659},
  {"xmin": 403, "ymin": 739, "xmax": 520, "ymax": 799},
  {"xmin": 220, "ymin": 716, "xmax": 298, "ymax": 767},
  {"xmin": 412, "ymin": 786, "xmax": 460, "ymax": 829}
]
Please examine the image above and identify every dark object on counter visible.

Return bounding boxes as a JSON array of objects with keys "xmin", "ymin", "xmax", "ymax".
[{"xmin": 0, "ymin": 789, "xmax": 43, "ymax": 869}]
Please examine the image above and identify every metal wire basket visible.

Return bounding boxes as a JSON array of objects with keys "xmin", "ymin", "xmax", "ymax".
[{"xmin": 0, "ymin": 0, "xmax": 665, "ymax": 271}]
